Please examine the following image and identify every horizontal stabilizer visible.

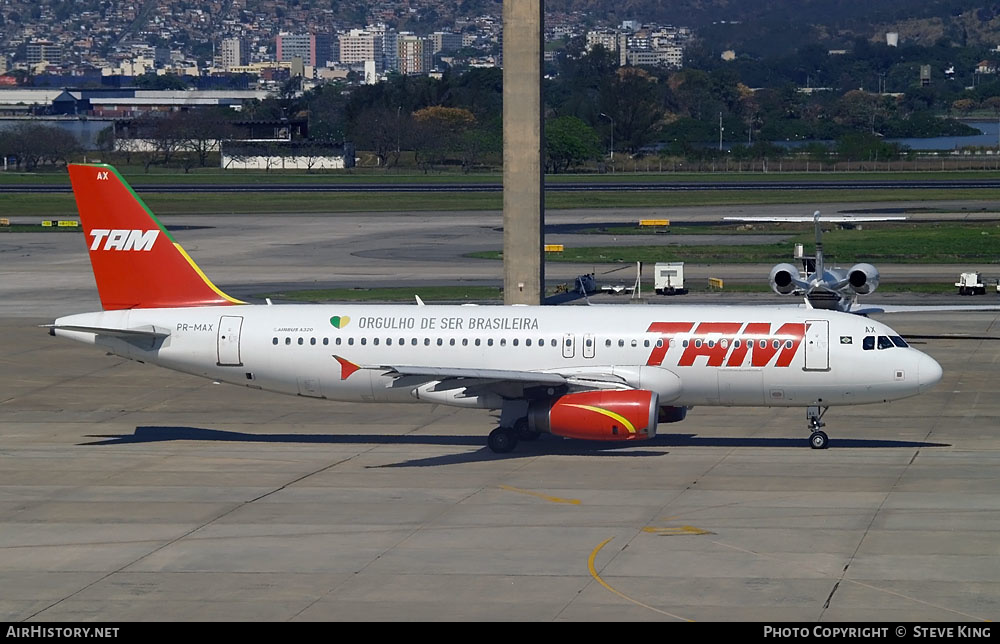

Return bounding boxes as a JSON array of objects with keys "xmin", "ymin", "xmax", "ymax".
[{"xmin": 45, "ymin": 324, "xmax": 170, "ymax": 339}]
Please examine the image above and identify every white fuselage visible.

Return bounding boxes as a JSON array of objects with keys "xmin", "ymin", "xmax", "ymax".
[{"xmin": 53, "ymin": 304, "xmax": 942, "ymax": 410}]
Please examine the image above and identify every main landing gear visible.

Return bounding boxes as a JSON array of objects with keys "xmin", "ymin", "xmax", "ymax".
[
  {"xmin": 807, "ymin": 406, "xmax": 829, "ymax": 449},
  {"xmin": 487, "ymin": 418, "xmax": 540, "ymax": 454}
]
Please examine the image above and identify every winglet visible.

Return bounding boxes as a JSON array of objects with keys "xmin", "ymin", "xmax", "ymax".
[{"xmin": 68, "ymin": 163, "xmax": 244, "ymax": 310}]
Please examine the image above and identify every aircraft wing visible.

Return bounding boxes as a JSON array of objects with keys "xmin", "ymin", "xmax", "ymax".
[
  {"xmin": 847, "ymin": 303, "xmax": 1000, "ymax": 315},
  {"xmin": 723, "ymin": 216, "xmax": 907, "ymax": 223},
  {"xmin": 374, "ymin": 365, "xmax": 569, "ymax": 385},
  {"xmin": 338, "ymin": 358, "xmax": 635, "ymax": 400}
]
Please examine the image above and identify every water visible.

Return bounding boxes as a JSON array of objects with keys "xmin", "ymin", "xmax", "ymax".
[
  {"xmin": 0, "ymin": 117, "xmax": 113, "ymax": 150},
  {"xmin": 888, "ymin": 120, "xmax": 1000, "ymax": 150},
  {"xmin": 769, "ymin": 120, "xmax": 1000, "ymax": 152}
]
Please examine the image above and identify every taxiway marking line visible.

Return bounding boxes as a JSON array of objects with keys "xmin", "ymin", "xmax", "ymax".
[
  {"xmin": 588, "ymin": 537, "xmax": 693, "ymax": 621},
  {"xmin": 498, "ymin": 484, "xmax": 580, "ymax": 505}
]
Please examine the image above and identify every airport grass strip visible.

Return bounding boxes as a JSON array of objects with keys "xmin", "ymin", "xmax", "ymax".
[
  {"xmin": 8, "ymin": 188, "xmax": 1000, "ymax": 216},
  {"xmin": 472, "ymin": 223, "xmax": 1000, "ymax": 265},
  {"xmin": 256, "ymin": 286, "xmax": 504, "ymax": 302}
]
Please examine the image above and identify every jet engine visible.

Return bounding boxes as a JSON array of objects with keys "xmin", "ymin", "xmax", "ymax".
[
  {"xmin": 527, "ymin": 390, "xmax": 659, "ymax": 441},
  {"xmin": 769, "ymin": 263, "xmax": 802, "ymax": 295},
  {"xmin": 847, "ymin": 263, "xmax": 879, "ymax": 295}
]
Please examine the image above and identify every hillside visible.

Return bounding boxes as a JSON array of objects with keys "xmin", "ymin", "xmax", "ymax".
[{"xmin": 547, "ymin": 0, "xmax": 1000, "ymax": 54}]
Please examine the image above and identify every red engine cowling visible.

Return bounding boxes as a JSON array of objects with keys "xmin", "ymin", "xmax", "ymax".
[{"xmin": 528, "ymin": 390, "xmax": 659, "ymax": 441}]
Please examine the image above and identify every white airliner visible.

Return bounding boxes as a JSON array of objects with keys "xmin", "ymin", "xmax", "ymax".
[{"xmin": 50, "ymin": 164, "xmax": 944, "ymax": 452}]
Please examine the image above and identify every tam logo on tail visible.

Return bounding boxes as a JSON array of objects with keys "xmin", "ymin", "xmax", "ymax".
[
  {"xmin": 68, "ymin": 163, "xmax": 244, "ymax": 310},
  {"xmin": 88, "ymin": 229, "xmax": 159, "ymax": 252}
]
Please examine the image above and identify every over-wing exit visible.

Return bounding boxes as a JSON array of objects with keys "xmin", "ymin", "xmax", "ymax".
[{"xmin": 50, "ymin": 164, "xmax": 943, "ymax": 453}]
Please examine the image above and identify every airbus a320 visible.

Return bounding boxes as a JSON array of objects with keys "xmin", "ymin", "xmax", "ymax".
[{"xmin": 50, "ymin": 164, "xmax": 944, "ymax": 452}]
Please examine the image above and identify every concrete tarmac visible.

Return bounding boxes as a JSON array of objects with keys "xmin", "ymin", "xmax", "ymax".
[{"xmin": 1, "ymin": 205, "xmax": 999, "ymax": 622}]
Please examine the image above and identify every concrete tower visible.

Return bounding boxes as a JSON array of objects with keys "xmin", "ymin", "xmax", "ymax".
[{"xmin": 502, "ymin": 0, "xmax": 544, "ymax": 305}]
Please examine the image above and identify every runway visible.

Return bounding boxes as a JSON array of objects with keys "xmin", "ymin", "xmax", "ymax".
[{"xmin": 1, "ymin": 202, "xmax": 999, "ymax": 621}]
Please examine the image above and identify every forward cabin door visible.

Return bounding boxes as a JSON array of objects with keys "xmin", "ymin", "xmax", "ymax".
[
  {"xmin": 561, "ymin": 333, "xmax": 575, "ymax": 359},
  {"xmin": 804, "ymin": 319, "xmax": 830, "ymax": 371},
  {"xmin": 217, "ymin": 315, "xmax": 244, "ymax": 366}
]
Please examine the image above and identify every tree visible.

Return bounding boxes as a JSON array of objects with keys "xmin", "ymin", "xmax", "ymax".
[
  {"xmin": 411, "ymin": 106, "xmax": 476, "ymax": 172},
  {"xmin": 545, "ymin": 116, "xmax": 600, "ymax": 173},
  {"xmin": 598, "ymin": 67, "xmax": 663, "ymax": 153},
  {"xmin": 351, "ymin": 105, "xmax": 407, "ymax": 168}
]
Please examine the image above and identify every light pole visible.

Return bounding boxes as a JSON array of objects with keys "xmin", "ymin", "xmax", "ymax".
[{"xmin": 600, "ymin": 112, "xmax": 614, "ymax": 162}]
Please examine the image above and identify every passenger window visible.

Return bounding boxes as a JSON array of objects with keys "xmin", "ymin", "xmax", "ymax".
[
  {"xmin": 323, "ymin": 338, "xmax": 329, "ymax": 346},
  {"xmin": 618, "ymin": 339, "xmax": 625, "ymax": 348},
  {"xmin": 335, "ymin": 338, "xmax": 341, "ymax": 345},
  {"xmin": 500, "ymin": 339, "xmax": 507, "ymax": 347},
  {"xmin": 348, "ymin": 338, "xmax": 354, "ymax": 346},
  {"xmin": 695, "ymin": 339, "xmax": 702, "ymax": 348},
  {"xmin": 298, "ymin": 338, "xmax": 304, "ymax": 345},
  {"xmin": 785, "ymin": 340, "xmax": 792, "ymax": 349},
  {"xmin": 449, "ymin": 338, "xmax": 456, "ymax": 346},
  {"xmin": 877, "ymin": 336, "xmax": 894, "ymax": 350},
  {"xmin": 424, "ymin": 338, "xmax": 430, "ymax": 346},
  {"xmin": 733, "ymin": 340, "xmax": 740, "ymax": 349},
  {"xmin": 488, "ymin": 339, "xmax": 494, "ymax": 347},
  {"xmin": 707, "ymin": 340, "xmax": 715, "ymax": 348},
  {"xmin": 373, "ymin": 338, "xmax": 379, "ymax": 346},
  {"xmin": 437, "ymin": 338, "xmax": 443, "ymax": 346},
  {"xmin": 361, "ymin": 338, "xmax": 367, "ymax": 346},
  {"xmin": 310, "ymin": 337, "xmax": 316, "ymax": 345},
  {"xmin": 386, "ymin": 338, "xmax": 392, "ymax": 346},
  {"xmin": 411, "ymin": 338, "xmax": 417, "ymax": 346},
  {"xmin": 513, "ymin": 339, "xmax": 519, "ymax": 346},
  {"xmin": 285, "ymin": 337, "xmax": 290, "ymax": 345},
  {"xmin": 399, "ymin": 338, "xmax": 404, "ymax": 345},
  {"xmin": 272, "ymin": 337, "xmax": 278, "ymax": 345},
  {"xmin": 631, "ymin": 339, "xmax": 637, "ymax": 348},
  {"xmin": 656, "ymin": 339, "xmax": 663, "ymax": 348},
  {"xmin": 682, "ymin": 340, "xmax": 689, "ymax": 348},
  {"xmin": 643, "ymin": 339, "xmax": 649, "ymax": 348},
  {"xmin": 463, "ymin": 338, "xmax": 469, "ymax": 346},
  {"xmin": 585, "ymin": 338, "xmax": 592, "ymax": 347},
  {"xmin": 862, "ymin": 336, "xmax": 874, "ymax": 350},
  {"xmin": 550, "ymin": 339, "xmax": 557, "ymax": 347},
  {"xmin": 772, "ymin": 340, "xmax": 780, "ymax": 349},
  {"xmin": 891, "ymin": 336, "xmax": 908, "ymax": 348},
  {"xmin": 475, "ymin": 338, "xmax": 481, "ymax": 346}
]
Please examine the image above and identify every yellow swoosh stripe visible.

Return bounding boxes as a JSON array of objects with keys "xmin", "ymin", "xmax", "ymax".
[
  {"xmin": 175, "ymin": 243, "xmax": 245, "ymax": 304},
  {"xmin": 564, "ymin": 404, "xmax": 637, "ymax": 435}
]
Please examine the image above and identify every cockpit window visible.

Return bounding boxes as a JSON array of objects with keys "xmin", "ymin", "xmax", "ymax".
[
  {"xmin": 890, "ymin": 336, "xmax": 908, "ymax": 348},
  {"xmin": 863, "ymin": 336, "xmax": 875, "ymax": 350},
  {"xmin": 877, "ymin": 335, "xmax": 894, "ymax": 350}
]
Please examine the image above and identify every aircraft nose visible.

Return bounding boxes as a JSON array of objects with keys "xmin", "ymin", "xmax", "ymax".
[{"xmin": 917, "ymin": 352, "xmax": 943, "ymax": 392}]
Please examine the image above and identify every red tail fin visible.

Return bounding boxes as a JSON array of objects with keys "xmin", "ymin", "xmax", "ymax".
[{"xmin": 68, "ymin": 164, "xmax": 244, "ymax": 310}]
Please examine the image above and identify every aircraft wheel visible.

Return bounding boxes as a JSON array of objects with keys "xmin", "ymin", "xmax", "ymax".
[
  {"xmin": 488, "ymin": 427, "xmax": 519, "ymax": 453},
  {"xmin": 514, "ymin": 418, "xmax": 540, "ymax": 441},
  {"xmin": 809, "ymin": 431, "xmax": 829, "ymax": 450}
]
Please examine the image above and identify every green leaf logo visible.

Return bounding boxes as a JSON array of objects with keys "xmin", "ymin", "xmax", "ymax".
[{"xmin": 330, "ymin": 315, "xmax": 351, "ymax": 329}]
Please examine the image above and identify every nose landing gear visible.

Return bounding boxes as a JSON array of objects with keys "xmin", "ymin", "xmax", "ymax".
[{"xmin": 807, "ymin": 406, "xmax": 829, "ymax": 449}]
